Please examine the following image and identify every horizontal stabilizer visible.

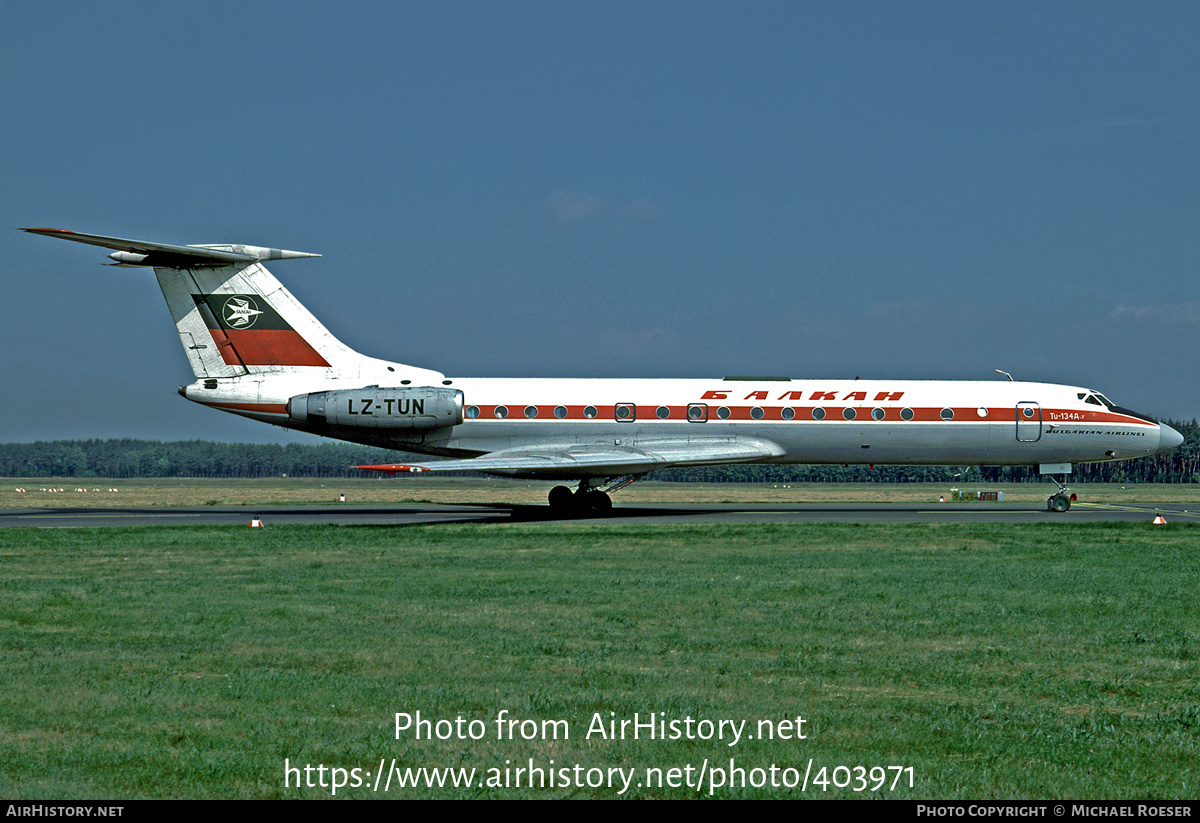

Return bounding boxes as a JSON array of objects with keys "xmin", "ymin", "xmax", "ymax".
[{"xmin": 20, "ymin": 228, "xmax": 319, "ymax": 268}]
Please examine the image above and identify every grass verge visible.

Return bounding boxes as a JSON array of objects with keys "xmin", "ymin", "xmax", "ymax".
[
  {"xmin": 4, "ymin": 477, "xmax": 1200, "ymax": 508},
  {"xmin": 1, "ymin": 522, "xmax": 1197, "ymax": 798}
]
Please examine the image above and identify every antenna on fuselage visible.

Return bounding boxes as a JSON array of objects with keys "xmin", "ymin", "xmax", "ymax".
[{"xmin": 995, "ymin": 369, "xmax": 1014, "ymax": 381}]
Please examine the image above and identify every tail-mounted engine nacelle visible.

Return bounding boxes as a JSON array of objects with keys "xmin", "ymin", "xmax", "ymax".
[{"xmin": 287, "ymin": 386, "xmax": 464, "ymax": 429}]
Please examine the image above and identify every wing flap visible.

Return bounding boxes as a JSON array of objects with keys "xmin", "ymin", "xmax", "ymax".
[{"xmin": 359, "ymin": 437, "xmax": 785, "ymax": 479}]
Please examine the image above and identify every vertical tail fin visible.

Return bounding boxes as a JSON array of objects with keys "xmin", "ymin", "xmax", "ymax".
[
  {"xmin": 23, "ymin": 228, "xmax": 443, "ymax": 383},
  {"xmin": 155, "ymin": 261, "xmax": 354, "ymax": 377}
]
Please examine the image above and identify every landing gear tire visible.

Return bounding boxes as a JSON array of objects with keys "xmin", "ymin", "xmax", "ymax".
[
  {"xmin": 582, "ymin": 490, "xmax": 612, "ymax": 515},
  {"xmin": 548, "ymin": 485, "xmax": 574, "ymax": 512},
  {"xmin": 547, "ymin": 486, "xmax": 612, "ymax": 517},
  {"xmin": 1048, "ymin": 493, "xmax": 1071, "ymax": 513}
]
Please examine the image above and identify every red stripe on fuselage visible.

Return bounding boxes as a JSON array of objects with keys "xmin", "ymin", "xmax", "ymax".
[
  {"xmin": 462, "ymin": 404, "xmax": 1156, "ymax": 425},
  {"xmin": 195, "ymin": 401, "xmax": 289, "ymax": 414}
]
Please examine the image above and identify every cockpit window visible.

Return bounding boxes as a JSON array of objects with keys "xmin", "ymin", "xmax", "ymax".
[
  {"xmin": 1094, "ymin": 393, "xmax": 1113, "ymax": 408},
  {"xmin": 1084, "ymin": 394, "xmax": 1103, "ymax": 406}
]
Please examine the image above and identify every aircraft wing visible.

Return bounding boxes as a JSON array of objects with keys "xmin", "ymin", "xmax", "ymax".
[{"xmin": 359, "ymin": 437, "xmax": 786, "ymax": 479}]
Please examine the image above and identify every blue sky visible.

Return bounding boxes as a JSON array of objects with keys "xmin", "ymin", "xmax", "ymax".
[{"xmin": 2, "ymin": 1, "xmax": 1197, "ymax": 443}]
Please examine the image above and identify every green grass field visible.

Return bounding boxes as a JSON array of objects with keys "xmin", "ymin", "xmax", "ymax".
[
  {"xmin": 1, "ymin": 521, "xmax": 1197, "ymax": 798},
  {"xmin": 6, "ymin": 477, "xmax": 1200, "ymax": 509}
]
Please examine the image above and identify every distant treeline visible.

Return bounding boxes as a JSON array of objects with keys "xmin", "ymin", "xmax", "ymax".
[
  {"xmin": 1, "ymin": 419, "xmax": 1198, "ymax": 482},
  {"xmin": 0, "ymin": 439, "xmax": 411, "ymax": 479}
]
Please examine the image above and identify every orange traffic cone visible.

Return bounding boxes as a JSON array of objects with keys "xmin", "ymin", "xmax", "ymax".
[
  {"xmin": 1152, "ymin": 515, "xmax": 1167, "ymax": 524},
  {"xmin": 249, "ymin": 517, "xmax": 264, "ymax": 528}
]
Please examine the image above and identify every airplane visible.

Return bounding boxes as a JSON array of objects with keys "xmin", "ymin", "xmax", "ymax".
[{"xmin": 23, "ymin": 227, "xmax": 1184, "ymax": 514}]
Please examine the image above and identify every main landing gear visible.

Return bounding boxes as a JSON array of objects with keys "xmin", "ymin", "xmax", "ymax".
[
  {"xmin": 548, "ymin": 484, "xmax": 611, "ymax": 515},
  {"xmin": 1046, "ymin": 475, "xmax": 1077, "ymax": 513},
  {"xmin": 547, "ymin": 475, "xmax": 641, "ymax": 517}
]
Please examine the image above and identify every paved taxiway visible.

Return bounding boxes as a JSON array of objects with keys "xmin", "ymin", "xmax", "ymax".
[{"xmin": 2, "ymin": 501, "xmax": 1197, "ymax": 528}]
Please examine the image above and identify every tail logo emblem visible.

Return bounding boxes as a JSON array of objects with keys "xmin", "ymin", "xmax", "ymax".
[{"xmin": 222, "ymin": 296, "xmax": 264, "ymax": 329}]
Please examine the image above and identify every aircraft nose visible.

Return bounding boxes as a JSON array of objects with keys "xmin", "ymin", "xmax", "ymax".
[{"xmin": 1158, "ymin": 423, "xmax": 1184, "ymax": 454}]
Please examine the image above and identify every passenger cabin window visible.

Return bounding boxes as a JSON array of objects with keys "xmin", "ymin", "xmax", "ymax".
[
  {"xmin": 554, "ymin": 406, "xmax": 568, "ymax": 419},
  {"xmin": 584, "ymin": 406, "xmax": 598, "ymax": 419},
  {"xmin": 466, "ymin": 406, "xmax": 480, "ymax": 419},
  {"xmin": 656, "ymin": 406, "xmax": 671, "ymax": 419},
  {"xmin": 717, "ymin": 406, "xmax": 731, "ymax": 419},
  {"xmin": 524, "ymin": 405, "xmax": 538, "ymax": 418},
  {"xmin": 494, "ymin": 406, "xmax": 509, "ymax": 419}
]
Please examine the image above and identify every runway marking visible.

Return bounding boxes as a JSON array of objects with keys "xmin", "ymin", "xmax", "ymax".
[{"xmin": 1071, "ymin": 502, "xmax": 1200, "ymax": 519}]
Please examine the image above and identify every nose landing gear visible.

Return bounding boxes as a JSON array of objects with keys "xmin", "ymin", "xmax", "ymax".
[
  {"xmin": 1048, "ymin": 493, "xmax": 1071, "ymax": 512},
  {"xmin": 1046, "ymin": 475, "xmax": 1076, "ymax": 512}
]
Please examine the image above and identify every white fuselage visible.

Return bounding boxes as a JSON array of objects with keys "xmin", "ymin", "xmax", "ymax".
[
  {"xmin": 28, "ymin": 227, "xmax": 1182, "ymax": 490},
  {"xmin": 184, "ymin": 373, "xmax": 1173, "ymax": 471}
]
